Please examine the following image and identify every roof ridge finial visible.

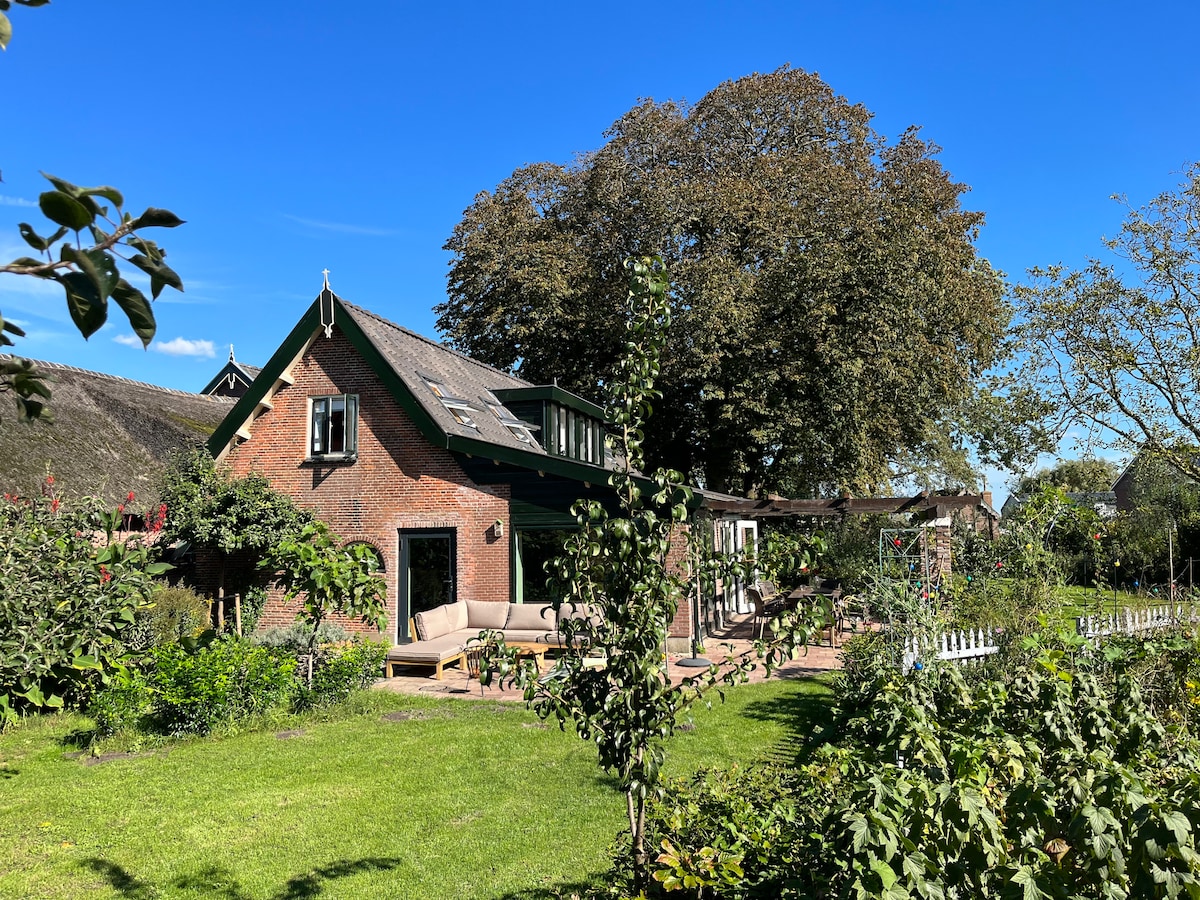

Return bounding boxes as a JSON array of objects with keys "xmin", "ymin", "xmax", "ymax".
[
  {"xmin": 322, "ymin": 268, "xmax": 331, "ymax": 290},
  {"xmin": 229, "ymin": 343, "xmax": 236, "ymax": 362}
]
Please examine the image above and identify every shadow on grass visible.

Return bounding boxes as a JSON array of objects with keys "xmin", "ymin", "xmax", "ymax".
[
  {"xmin": 738, "ymin": 682, "xmax": 838, "ymax": 766},
  {"xmin": 83, "ymin": 856, "xmax": 404, "ymax": 899}
]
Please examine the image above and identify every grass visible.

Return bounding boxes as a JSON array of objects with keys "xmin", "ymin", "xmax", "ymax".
[{"xmin": 0, "ymin": 677, "xmax": 833, "ymax": 900}]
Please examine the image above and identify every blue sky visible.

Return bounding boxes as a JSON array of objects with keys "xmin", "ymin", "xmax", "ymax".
[{"xmin": 3, "ymin": 1, "xmax": 1199, "ymax": 497}]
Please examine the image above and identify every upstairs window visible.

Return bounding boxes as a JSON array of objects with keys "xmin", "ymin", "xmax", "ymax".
[{"xmin": 310, "ymin": 394, "xmax": 358, "ymax": 458}]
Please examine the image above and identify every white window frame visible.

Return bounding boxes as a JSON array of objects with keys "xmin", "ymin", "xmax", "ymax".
[{"xmin": 309, "ymin": 393, "xmax": 359, "ymax": 459}]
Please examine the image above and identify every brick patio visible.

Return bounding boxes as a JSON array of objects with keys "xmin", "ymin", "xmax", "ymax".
[{"xmin": 373, "ymin": 611, "xmax": 850, "ymax": 701}]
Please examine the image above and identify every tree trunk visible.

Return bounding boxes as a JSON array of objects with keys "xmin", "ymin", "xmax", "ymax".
[{"xmin": 627, "ymin": 788, "xmax": 648, "ymax": 893}]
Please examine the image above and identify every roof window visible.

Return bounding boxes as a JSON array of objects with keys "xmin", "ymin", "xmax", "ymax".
[{"xmin": 424, "ymin": 378, "xmax": 478, "ymax": 428}]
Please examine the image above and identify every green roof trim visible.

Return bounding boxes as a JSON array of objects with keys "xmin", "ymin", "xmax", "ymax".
[
  {"xmin": 207, "ymin": 301, "xmax": 323, "ymax": 458},
  {"xmin": 206, "ymin": 295, "xmax": 450, "ymax": 458},
  {"xmin": 492, "ymin": 385, "xmax": 608, "ymax": 422}
]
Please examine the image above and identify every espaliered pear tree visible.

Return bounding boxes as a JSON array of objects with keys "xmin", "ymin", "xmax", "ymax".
[{"xmin": 485, "ymin": 257, "xmax": 820, "ymax": 892}]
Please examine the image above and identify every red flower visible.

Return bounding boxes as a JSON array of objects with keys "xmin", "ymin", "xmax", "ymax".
[
  {"xmin": 46, "ymin": 475, "xmax": 54, "ymax": 486},
  {"xmin": 50, "ymin": 498, "xmax": 59, "ymax": 514},
  {"xmin": 127, "ymin": 491, "xmax": 136, "ymax": 504},
  {"xmin": 99, "ymin": 565, "xmax": 111, "ymax": 584},
  {"xmin": 117, "ymin": 504, "xmax": 125, "ymax": 514}
]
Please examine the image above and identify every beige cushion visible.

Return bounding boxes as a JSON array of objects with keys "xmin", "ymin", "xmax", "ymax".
[
  {"xmin": 446, "ymin": 601, "xmax": 468, "ymax": 632},
  {"xmin": 414, "ymin": 605, "xmax": 450, "ymax": 641},
  {"xmin": 505, "ymin": 604, "xmax": 555, "ymax": 630},
  {"xmin": 501, "ymin": 629, "xmax": 555, "ymax": 643},
  {"xmin": 465, "ymin": 600, "xmax": 508, "ymax": 630},
  {"xmin": 388, "ymin": 634, "xmax": 466, "ymax": 662},
  {"xmin": 558, "ymin": 602, "xmax": 602, "ymax": 627}
]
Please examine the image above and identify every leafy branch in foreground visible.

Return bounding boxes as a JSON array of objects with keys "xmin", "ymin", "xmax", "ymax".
[
  {"xmin": 2, "ymin": 4, "xmax": 186, "ymax": 419},
  {"xmin": 481, "ymin": 255, "xmax": 821, "ymax": 892}
]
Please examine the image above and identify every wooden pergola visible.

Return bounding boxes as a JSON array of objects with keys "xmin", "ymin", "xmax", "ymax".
[{"xmin": 702, "ymin": 492, "xmax": 998, "ymax": 535}]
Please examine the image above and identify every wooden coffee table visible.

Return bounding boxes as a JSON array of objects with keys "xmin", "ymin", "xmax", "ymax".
[
  {"xmin": 465, "ymin": 640, "xmax": 555, "ymax": 679},
  {"xmin": 504, "ymin": 640, "xmax": 553, "ymax": 669}
]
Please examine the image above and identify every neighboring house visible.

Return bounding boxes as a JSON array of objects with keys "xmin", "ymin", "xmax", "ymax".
[
  {"xmin": 1002, "ymin": 491, "xmax": 1118, "ymax": 520},
  {"xmin": 205, "ymin": 283, "xmax": 696, "ymax": 647},
  {"xmin": 1112, "ymin": 451, "xmax": 1199, "ymax": 512},
  {"xmin": 0, "ymin": 355, "xmax": 234, "ymax": 508},
  {"xmin": 200, "ymin": 346, "xmax": 262, "ymax": 399}
]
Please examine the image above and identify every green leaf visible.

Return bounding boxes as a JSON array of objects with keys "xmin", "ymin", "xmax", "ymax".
[
  {"xmin": 111, "ymin": 279, "xmax": 156, "ymax": 345},
  {"xmin": 60, "ymin": 271, "xmax": 107, "ymax": 338},
  {"xmin": 0, "ymin": 12, "xmax": 10, "ymax": 51},
  {"xmin": 81, "ymin": 185, "xmax": 124, "ymax": 207},
  {"xmin": 128, "ymin": 253, "xmax": 184, "ymax": 298},
  {"xmin": 71, "ymin": 655, "xmax": 103, "ymax": 671},
  {"xmin": 18, "ymin": 222, "xmax": 49, "ymax": 251},
  {"xmin": 131, "ymin": 207, "xmax": 185, "ymax": 229},
  {"xmin": 61, "ymin": 245, "xmax": 119, "ymax": 302},
  {"xmin": 1162, "ymin": 809, "xmax": 1192, "ymax": 845},
  {"xmin": 870, "ymin": 858, "xmax": 898, "ymax": 890},
  {"xmin": 39, "ymin": 190, "xmax": 94, "ymax": 230},
  {"xmin": 150, "ymin": 261, "xmax": 183, "ymax": 299}
]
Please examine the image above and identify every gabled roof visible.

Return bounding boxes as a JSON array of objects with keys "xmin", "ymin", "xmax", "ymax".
[
  {"xmin": 0, "ymin": 355, "xmax": 234, "ymax": 506},
  {"xmin": 207, "ymin": 289, "xmax": 617, "ymax": 485},
  {"xmin": 200, "ymin": 347, "xmax": 263, "ymax": 397}
]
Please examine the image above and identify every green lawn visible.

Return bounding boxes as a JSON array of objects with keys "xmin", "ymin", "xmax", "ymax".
[{"xmin": 0, "ymin": 677, "xmax": 833, "ymax": 900}]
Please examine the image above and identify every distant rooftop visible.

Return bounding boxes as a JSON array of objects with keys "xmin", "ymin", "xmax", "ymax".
[{"xmin": 0, "ymin": 355, "xmax": 234, "ymax": 507}]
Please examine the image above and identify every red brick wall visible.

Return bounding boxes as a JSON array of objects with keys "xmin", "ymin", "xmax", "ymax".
[{"xmin": 219, "ymin": 326, "xmax": 511, "ymax": 641}]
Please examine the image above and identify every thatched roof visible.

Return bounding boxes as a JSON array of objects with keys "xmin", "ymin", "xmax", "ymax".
[{"xmin": 0, "ymin": 356, "xmax": 234, "ymax": 507}]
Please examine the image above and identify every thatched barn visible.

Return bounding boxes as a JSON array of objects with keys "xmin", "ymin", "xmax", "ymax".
[{"xmin": 0, "ymin": 356, "xmax": 235, "ymax": 508}]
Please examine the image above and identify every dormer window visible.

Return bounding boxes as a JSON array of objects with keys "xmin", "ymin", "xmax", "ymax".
[
  {"xmin": 424, "ymin": 378, "xmax": 478, "ymax": 428},
  {"xmin": 310, "ymin": 394, "xmax": 358, "ymax": 458}
]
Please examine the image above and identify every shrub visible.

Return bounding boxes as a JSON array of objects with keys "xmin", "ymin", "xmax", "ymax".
[
  {"xmin": 829, "ymin": 630, "xmax": 893, "ymax": 720},
  {"xmin": 296, "ymin": 639, "xmax": 388, "ymax": 710},
  {"xmin": 640, "ymin": 629, "xmax": 1200, "ymax": 899},
  {"xmin": 0, "ymin": 485, "xmax": 168, "ymax": 725},
  {"xmin": 252, "ymin": 621, "xmax": 348, "ymax": 652},
  {"xmin": 641, "ymin": 766, "xmax": 808, "ymax": 898},
  {"xmin": 147, "ymin": 637, "xmax": 297, "ymax": 736},
  {"xmin": 125, "ymin": 584, "xmax": 212, "ymax": 652},
  {"xmin": 89, "ymin": 665, "xmax": 154, "ymax": 735}
]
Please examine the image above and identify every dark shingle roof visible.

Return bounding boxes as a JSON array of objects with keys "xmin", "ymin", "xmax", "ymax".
[
  {"xmin": 342, "ymin": 301, "xmax": 550, "ymax": 456},
  {"xmin": 0, "ymin": 356, "xmax": 234, "ymax": 506}
]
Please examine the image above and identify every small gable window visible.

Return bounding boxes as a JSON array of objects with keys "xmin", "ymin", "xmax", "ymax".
[{"xmin": 310, "ymin": 394, "xmax": 358, "ymax": 458}]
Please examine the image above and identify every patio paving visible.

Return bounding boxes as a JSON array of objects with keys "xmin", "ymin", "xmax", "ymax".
[{"xmin": 372, "ymin": 611, "xmax": 852, "ymax": 702}]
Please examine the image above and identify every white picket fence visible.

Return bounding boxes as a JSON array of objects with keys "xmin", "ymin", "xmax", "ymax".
[
  {"xmin": 901, "ymin": 627, "xmax": 1001, "ymax": 673},
  {"xmin": 1075, "ymin": 604, "xmax": 1198, "ymax": 638},
  {"xmin": 901, "ymin": 605, "xmax": 1200, "ymax": 674}
]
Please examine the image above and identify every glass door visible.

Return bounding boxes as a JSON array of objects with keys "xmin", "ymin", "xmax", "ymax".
[{"xmin": 398, "ymin": 529, "xmax": 456, "ymax": 642}]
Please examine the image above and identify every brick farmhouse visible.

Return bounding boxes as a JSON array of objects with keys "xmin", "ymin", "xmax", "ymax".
[{"xmin": 206, "ymin": 283, "xmax": 701, "ymax": 648}]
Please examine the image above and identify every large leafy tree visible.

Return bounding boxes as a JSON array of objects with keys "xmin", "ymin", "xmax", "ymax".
[
  {"xmin": 1, "ymin": 2, "xmax": 184, "ymax": 420},
  {"xmin": 1014, "ymin": 457, "xmax": 1122, "ymax": 495},
  {"xmin": 438, "ymin": 67, "xmax": 1018, "ymax": 496},
  {"xmin": 1013, "ymin": 165, "xmax": 1200, "ymax": 484}
]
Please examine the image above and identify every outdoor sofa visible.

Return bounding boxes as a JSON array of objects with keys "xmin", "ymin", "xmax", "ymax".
[{"xmin": 384, "ymin": 599, "xmax": 596, "ymax": 679}]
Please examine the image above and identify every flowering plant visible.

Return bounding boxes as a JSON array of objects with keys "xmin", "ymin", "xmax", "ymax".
[{"xmin": 0, "ymin": 478, "xmax": 170, "ymax": 725}]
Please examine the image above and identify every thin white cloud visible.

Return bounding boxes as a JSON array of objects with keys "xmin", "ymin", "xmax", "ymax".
[
  {"xmin": 113, "ymin": 333, "xmax": 215, "ymax": 358},
  {"xmin": 282, "ymin": 213, "xmax": 401, "ymax": 238},
  {"xmin": 155, "ymin": 337, "xmax": 216, "ymax": 358},
  {"xmin": 0, "ymin": 195, "xmax": 37, "ymax": 208}
]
